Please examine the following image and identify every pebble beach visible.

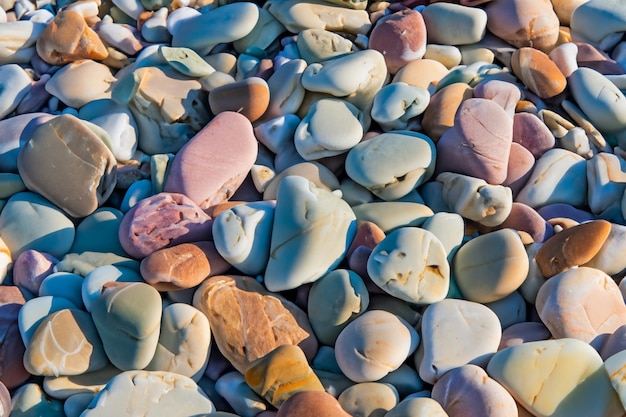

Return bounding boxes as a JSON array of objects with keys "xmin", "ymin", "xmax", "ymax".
[{"xmin": 1, "ymin": 0, "xmax": 626, "ymax": 415}]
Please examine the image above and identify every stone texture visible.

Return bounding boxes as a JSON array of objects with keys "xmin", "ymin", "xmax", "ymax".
[{"xmin": 276, "ymin": 390, "xmax": 351, "ymax": 417}]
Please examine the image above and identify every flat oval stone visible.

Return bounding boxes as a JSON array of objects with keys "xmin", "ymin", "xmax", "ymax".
[
  {"xmin": 345, "ymin": 131, "xmax": 436, "ymax": 201},
  {"xmin": 510, "ymin": 47, "xmax": 567, "ymax": 99},
  {"xmin": 367, "ymin": 227, "xmax": 449, "ymax": 305},
  {"xmin": 171, "ymin": 2, "xmax": 259, "ymax": 55},
  {"xmin": 192, "ymin": 275, "xmax": 318, "ymax": 374},
  {"xmin": 245, "ymin": 344, "xmax": 325, "ymax": 408},
  {"xmin": 118, "ymin": 192, "xmax": 213, "ymax": 259},
  {"xmin": 487, "ymin": 338, "xmax": 624, "ymax": 417},
  {"xmin": 337, "ymin": 382, "xmax": 399, "ymax": 417},
  {"xmin": 140, "ymin": 241, "xmax": 229, "ymax": 291},
  {"xmin": 294, "ymin": 98, "xmax": 364, "ymax": 160},
  {"xmin": 276, "ymin": 390, "xmax": 351, "ymax": 417},
  {"xmin": 209, "ymin": 77, "xmax": 270, "ymax": 123},
  {"xmin": 23, "ymin": 309, "xmax": 107, "ymax": 377},
  {"xmin": 534, "ymin": 219, "xmax": 611, "ymax": 278},
  {"xmin": 18, "ymin": 114, "xmax": 117, "ymax": 218},
  {"xmin": 432, "ymin": 364, "xmax": 518, "ymax": 417},
  {"xmin": 146, "ymin": 303, "xmax": 211, "ymax": 381},
  {"xmin": 264, "ymin": 59, "xmax": 307, "ymax": 120},
  {"xmin": 0, "ymin": 191, "xmax": 75, "ymax": 260},
  {"xmin": 307, "ymin": 269, "xmax": 369, "ymax": 346},
  {"xmin": 335, "ymin": 310, "xmax": 419, "ymax": 382},
  {"xmin": 159, "ymin": 46, "xmax": 216, "ymax": 77},
  {"xmin": 371, "ymin": 83, "xmax": 430, "ymax": 131},
  {"xmin": 454, "ymin": 228, "xmax": 529, "ymax": 303},
  {"xmin": 163, "ymin": 111, "xmax": 258, "ymax": 209},
  {"xmin": 80, "ymin": 370, "xmax": 215, "ymax": 416},
  {"xmin": 436, "ymin": 98, "xmax": 513, "ymax": 185},
  {"xmin": 422, "ymin": 3, "xmax": 487, "ymax": 45},
  {"xmin": 418, "ymin": 298, "xmax": 501, "ymax": 384},
  {"xmin": 91, "ymin": 282, "xmax": 162, "ymax": 370},
  {"xmin": 264, "ymin": 175, "xmax": 356, "ymax": 292},
  {"xmin": 536, "ymin": 267, "xmax": 626, "ymax": 346}
]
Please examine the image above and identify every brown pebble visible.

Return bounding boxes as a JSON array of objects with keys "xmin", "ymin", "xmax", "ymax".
[
  {"xmin": 510, "ymin": 47, "xmax": 567, "ymax": 99},
  {"xmin": 208, "ymin": 77, "xmax": 271, "ymax": 123}
]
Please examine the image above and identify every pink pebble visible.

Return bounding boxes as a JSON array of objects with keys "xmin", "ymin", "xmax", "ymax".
[
  {"xmin": 503, "ymin": 142, "xmax": 535, "ymax": 197},
  {"xmin": 512, "ymin": 112, "xmax": 555, "ymax": 159},
  {"xmin": 498, "ymin": 321, "xmax": 552, "ymax": 351},
  {"xmin": 12, "ymin": 249, "xmax": 58, "ymax": 295}
]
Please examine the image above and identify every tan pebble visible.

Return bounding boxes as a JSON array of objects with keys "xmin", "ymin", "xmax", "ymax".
[
  {"xmin": 421, "ymin": 82, "xmax": 473, "ymax": 142},
  {"xmin": 392, "ymin": 58, "xmax": 450, "ymax": 93},
  {"xmin": 510, "ymin": 47, "xmax": 567, "ymax": 99},
  {"xmin": 534, "ymin": 219, "xmax": 611, "ymax": 278}
]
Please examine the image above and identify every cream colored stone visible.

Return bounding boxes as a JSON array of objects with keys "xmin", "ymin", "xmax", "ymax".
[{"xmin": 45, "ymin": 60, "xmax": 116, "ymax": 108}]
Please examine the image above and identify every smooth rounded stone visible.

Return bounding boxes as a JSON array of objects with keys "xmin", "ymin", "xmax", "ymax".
[
  {"xmin": 0, "ymin": 64, "xmax": 31, "ymax": 119},
  {"xmin": 570, "ymin": 0, "xmax": 626, "ymax": 45},
  {"xmin": 45, "ymin": 59, "xmax": 116, "ymax": 108},
  {"xmin": 368, "ymin": 9, "xmax": 426, "ymax": 74},
  {"xmin": 534, "ymin": 219, "xmax": 611, "ymax": 278},
  {"xmin": 472, "ymin": 79, "xmax": 520, "ymax": 117},
  {"xmin": 437, "ymin": 172, "xmax": 512, "ymax": 227},
  {"xmin": 352, "ymin": 202, "xmax": 434, "ymax": 233},
  {"xmin": 367, "ymin": 227, "xmax": 449, "ymax": 305},
  {"xmin": 371, "ymin": 83, "xmax": 429, "ymax": 131},
  {"xmin": 146, "ymin": 303, "xmax": 210, "ymax": 381},
  {"xmin": 81, "ymin": 370, "xmax": 215, "ymax": 416},
  {"xmin": 35, "ymin": 9, "xmax": 107, "ymax": 65},
  {"xmin": 418, "ymin": 298, "xmax": 502, "ymax": 385},
  {"xmin": 485, "ymin": 0, "xmax": 559, "ymax": 52},
  {"xmin": 263, "ymin": 161, "xmax": 340, "ymax": 200},
  {"xmin": 264, "ymin": 0, "xmax": 371, "ymax": 35},
  {"xmin": 515, "ymin": 148, "xmax": 587, "ymax": 209},
  {"xmin": 368, "ymin": 293, "xmax": 421, "ymax": 327},
  {"xmin": 0, "ymin": 112, "xmax": 53, "ymax": 173},
  {"xmin": 18, "ymin": 295, "xmax": 78, "ymax": 347},
  {"xmin": 118, "ymin": 192, "xmax": 213, "ymax": 259},
  {"xmin": 338, "ymin": 382, "xmax": 399, "ymax": 417},
  {"xmin": 548, "ymin": 42, "xmax": 579, "ymax": 78},
  {"xmin": 214, "ymin": 371, "xmax": 267, "ymax": 417},
  {"xmin": 488, "ymin": 338, "xmax": 624, "ymax": 417},
  {"xmin": 10, "ymin": 382, "xmax": 64, "ymax": 417},
  {"xmin": 233, "ymin": 6, "xmax": 285, "ymax": 57},
  {"xmin": 536, "ymin": 267, "xmax": 626, "ymax": 347},
  {"xmin": 335, "ymin": 310, "xmax": 419, "ymax": 382},
  {"xmin": 171, "ymin": 2, "xmax": 258, "ymax": 55},
  {"xmin": 421, "ymin": 212, "xmax": 464, "ymax": 259},
  {"xmin": 436, "ymin": 98, "xmax": 513, "ymax": 185},
  {"xmin": 277, "ymin": 390, "xmax": 351, "ymax": 417},
  {"xmin": 0, "ymin": 191, "xmax": 75, "ymax": 259},
  {"xmin": 432, "ymin": 364, "xmax": 517, "ymax": 417},
  {"xmin": 301, "ymin": 49, "xmax": 387, "ymax": 111},
  {"xmin": 503, "ymin": 144, "xmax": 534, "ymax": 197},
  {"xmin": 141, "ymin": 8, "xmax": 171, "ymax": 43},
  {"xmin": 484, "ymin": 202, "xmax": 553, "ymax": 243},
  {"xmin": 484, "ymin": 290, "xmax": 527, "ymax": 330},
  {"xmin": 140, "ymin": 241, "xmax": 229, "ymax": 291},
  {"xmin": 43, "ymin": 365, "xmax": 121, "ymax": 399},
  {"xmin": 245, "ymin": 344, "xmax": 325, "ymax": 408},
  {"xmin": 81, "ymin": 265, "xmax": 141, "ymax": 313},
  {"xmin": 192, "ymin": 275, "xmax": 318, "ymax": 374},
  {"xmin": 163, "ymin": 111, "xmax": 257, "ymax": 209},
  {"xmin": 510, "ymin": 47, "xmax": 567, "ymax": 99},
  {"xmin": 254, "ymin": 114, "xmax": 300, "ymax": 155},
  {"xmin": 0, "ymin": 237, "xmax": 10, "ymax": 284},
  {"xmin": 423, "ymin": 3, "xmax": 487, "ymax": 45},
  {"xmin": 69, "ymin": 208, "xmax": 125, "ymax": 256},
  {"xmin": 604, "ymin": 349, "xmax": 626, "ymax": 411},
  {"xmin": 264, "ymin": 175, "xmax": 357, "ymax": 292},
  {"xmin": 347, "ymin": 221, "xmax": 387, "ymax": 259},
  {"xmin": 421, "ymin": 82, "xmax": 473, "ymax": 141},
  {"xmin": 588, "ymin": 153, "xmax": 626, "ymax": 221},
  {"xmin": 600, "ymin": 325, "xmax": 626, "ymax": 360},
  {"xmin": 120, "ymin": 179, "xmax": 151, "ymax": 213},
  {"xmin": 24, "ymin": 308, "xmax": 107, "ymax": 377},
  {"xmin": 307, "ymin": 269, "xmax": 369, "ymax": 346},
  {"xmin": 391, "ymin": 58, "xmax": 449, "ymax": 92},
  {"xmin": 18, "ymin": 114, "xmax": 117, "ymax": 218},
  {"xmin": 91, "ymin": 282, "xmax": 162, "ymax": 370},
  {"xmin": 0, "ymin": 303, "xmax": 29, "ymax": 389},
  {"xmin": 295, "ymin": 98, "xmax": 364, "ymax": 160},
  {"xmin": 385, "ymin": 396, "xmax": 449, "ymax": 417},
  {"xmin": 423, "ymin": 44, "xmax": 462, "ymax": 70},
  {"xmin": 453, "ymin": 228, "xmax": 528, "ymax": 303},
  {"xmin": 64, "ymin": 393, "xmax": 95, "ymax": 417},
  {"xmin": 512, "ymin": 112, "xmax": 555, "ymax": 159},
  {"xmin": 345, "ymin": 131, "xmax": 435, "ymax": 201},
  {"xmin": 569, "ymin": 67, "xmax": 626, "ymax": 134},
  {"xmin": 264, "ymin": 59, "xmax": 307, "ymax": 120},
  {"xmin": 378, "ymin": 363, "xmax": 424, "ymax": 398},
  {"xmin": 38, "ymin": 272, "xmax": 84, "ymax": 308},
  {"xmin": 296, "ymin": 28, "xmax": 354, "ymax": 64},
  {"xmin": 585, "ymin": 223, "xmax": 626, "ymax": 277},
  {"xmin": 208, "ymin": 77, "xmax": 270, "ymax": 123},
  {"xmin": 94, "ymin": 15, "xmax": 142, "ymax": 56},
  {"xmin": 0, "ymin": 20, "xmax": 46, "ymax": 65},
  {"xmin": 498, "ymin": 321, "xmax": 552, "ymax": 351}
]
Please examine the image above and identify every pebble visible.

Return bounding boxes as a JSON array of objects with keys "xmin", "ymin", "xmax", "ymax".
[
  {"xmin": 422, "ymin": 3, "xmax": 487, "ymax": 46},
  {"xmin": 276, "ymin": 390, "xmax": 351, "ymax": 417},
  {"xmin": 45, "ymin": 59, "xmax": 116, "ymax": 108},
  {"xmin": 510, "ymin": 47, "xmax": 567, "ymax": 99},
  {"xmin": 337, "ymin": 382, "xmax": 399, "ymax": 417},
  {"xmin": 0, "ymin": 64, "xmax": 31, "ymax": 119},
  {"xmin": 215, "ymin": 371, "xmax": 267, "ymax": 417}
]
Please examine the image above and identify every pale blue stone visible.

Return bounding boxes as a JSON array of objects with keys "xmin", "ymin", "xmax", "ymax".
[
  {"xmin": 81, "ymin": 265, "xmax": 142, "ymax": 313},
  {"xmin": 69, "ymin": 208, "xmax": 126, "ymax": 256},
  {"xmin": 38, "ymin": 272, "xmax": 84, "ymax": 309},
  {"xmin": 10, "ymin": 383, "xmax": 65, "ymax": 417},
  {"xmin": 121, "ymin": 179, "xmax": 152, "ymax": 213}
]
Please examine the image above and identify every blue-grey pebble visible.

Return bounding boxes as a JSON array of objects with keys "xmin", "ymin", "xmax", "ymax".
[
  {"xmin": 10, "ymin": 383, "xmax": 65, "ymax": 417},
  {"xmin": 69, "ymin": 208, "xmax": 126, "ymax": 256},
  {"xmin": 81, "ymin": 264, "xmax": 142, "ymax": 313},
  {"xmin": 38, "ymin": 272, "xmax": 84, "ymax": 309}
]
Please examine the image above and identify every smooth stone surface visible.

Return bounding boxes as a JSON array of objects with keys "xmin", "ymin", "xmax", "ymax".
[
  {"xmin": 45, "ymin": 59, "xmax": 116, "ymax": 108},
  {"xmin": 0, "ymin": 301, "xmax": 29, "ymax": 389},
  {"xmin": 536, "ymin": 267, "xmax": 626, "ymax": 347},
  {"xmin": 585, "ymin": 223, "xmax": 626, "ymax": 276},
  {"xmin": 570, "ymin": 0, "xmax": 626, "ymax": 44},
  {"xmin": 0, "ymin": 64, "xmax": 31, "ymax": 119},
  {"xmin": 91, "ymin": 282, "xmax": 162, "ymax": 370},
  {"xmin": 588, "ymin": 152, "xmax": 626, "ymax": 222},
  {"xmin": 262, "ymin": 161, "xmax": 339, "ymax": 201},
  {"xmin": 146, "ymin": 303, "xmax": 211, "ymax": 381},
  {"xmin": 367, "ymin": 227, "xmax": 449, "ymax": 305},
  {"xmin": 512, "ymin": 112, "xmax": 555, "ymax": 159},
  {"xmin": 214, "ymin": 371, "xmax": 267, "ymax": 417},
  {"xmin": 264, "ymin": 175, "xmax": 356, "ymax": 292},
  {"xmin": 18, "ymin": 114, "xmax": 117, "ymax": 218},
  {"xmin": 418, "ymin": 298, "xmax": 502, "ymax": 384},
  {"xmin": 498, "ymin": 322, "xmax": 552, "ymax": 351},
  {"xmin": 209, "ymin": 77, "xmax": 270, "ymax": 123},
  {"xmin": 385, "ymin": 396, "xmax": 449, "ymax": 417},
  {"xmin": 345, "ymin": 131, "xmax": 435, "ymax": 201},
  {"xmin": 371, "ymin": 82, "xmax": 429, "ymax": 131},
  {"xmin": 38, "ymin": 272, "xmax": 84, "ymax": 309},
  {"xmin": 10, "ymin": 382, "xmax": 64, "ymax": 417},
  {"xmin": 335, "ymin": 310, "xmax": 419, "ymax": 382},
  {"xmin": 432, "ymin": 364, "xmax": 518, "ymax": 417},
  {"xmin": 192, "ymin": 275, "xmax": 318, "ymax": 374},
  {"xmin": 23, "ymin": 308, "xmax": 107, "ymax": 377},
  {"xmin": 12, "ymin": 249, "xmax": 57, "ymax": 295},
  {"xmin": 245, "ymin": 344, "xmax": 325, "ymax": 408},
  {"xmin": 484, "ymin": 290, "xmax": 527, "ymax": 330},
  {"xmin": 352, "ymin": 202, "xmax": 434, "ymax": 232},
  {"xmin": 17, "ymin": 295, "xmax": 77, "ymax": 349},
  {"xmin": 422, "ymin": 3, "xmax": 487, "ymax": 46},
  {"xmin": 0, "ymin": 192, "xmax": 75, "ymax": 259},
  {"xmin": 81, "ymin": 265, "xmax": 142, "ymax": 313},
  {"xmin": 487, "ymin": 338, "xmax": 624, "ymax": 417},
  {"xmin": 472, "ymin": 79, "xmax": 520, "ymax": 117},
  {"xmin": 421, "ymin": 82, "xmax": 473, "ymax": 141},
  {"xmin": 605, "ymin": 349, "xmax": 626, "ymax": 411},
  {"xmin": 43, "ymin": 365, "xmax": 121, "ymax": 399},
  {"xmin": 307, "ymin": 269, "xmax": 369, "ymax": 346},
  {"xmin": 454, "ymin": 228, "xmax": 529, "ymax": 303},
  {"xmin": 0, "ymin": 112, "xmax": 53, "ymax": 173},
  {"xmin": 296, "ymin": 28, "xmax": 354, "ymax": 64},
  {"xmin": 510, "ymin": 47, "xmax": 567, "ymax": 99},
  {"xmin": 338, "ymin": 382, "xmax": 399, "ymax": 417},
  {"xmin": 80, "ymin": 370, "xmax": 215, "ymax": 416},
  {"xmin": 69, "ymin": 208, "xmax": 125, "ymax": 256},
  {"xmin": 276, "ymin": 390, "xmax": 351, "ymax": 417}
]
